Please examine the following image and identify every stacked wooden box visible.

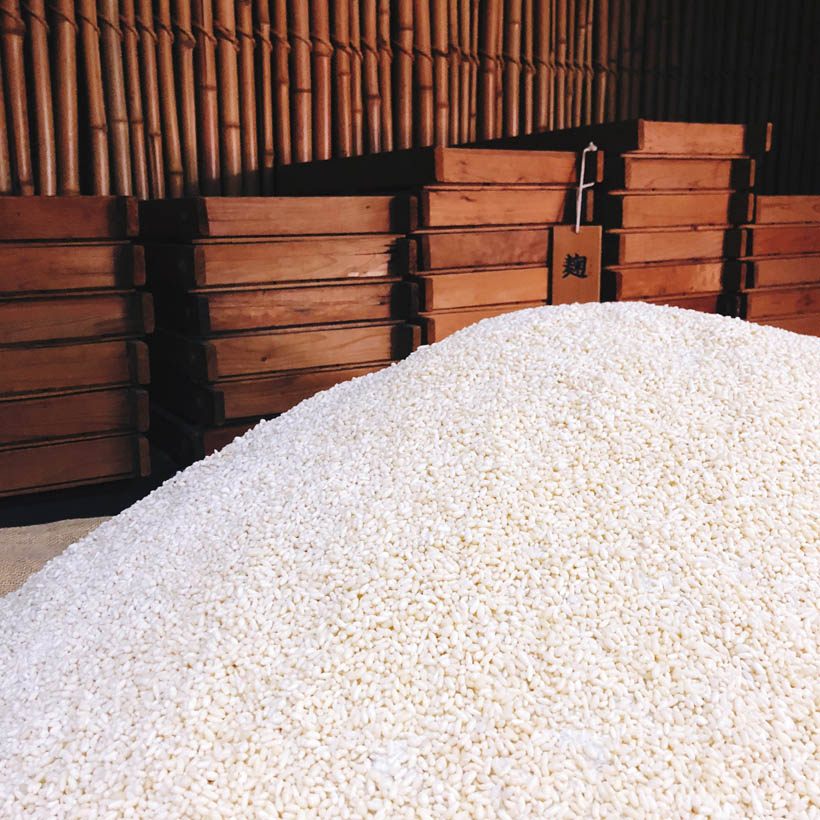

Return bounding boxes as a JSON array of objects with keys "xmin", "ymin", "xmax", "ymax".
[
  {"xmin": 0, "ymin": 197, "xmax": 151, "ymax": 497},
  {"xmin": 279, "ymin": 147, "xmax": 598, "ymax": 343},
  {"xmin": 728, "ymin": 196, "xmax": 820, "ymax": 337},
  {"xmin": 141, "ymin": 197, "xmax": 418, "ymax": 465},
  {"xmin": 489, "ymin": 120, "xmax": 770, "ymax": 314}
]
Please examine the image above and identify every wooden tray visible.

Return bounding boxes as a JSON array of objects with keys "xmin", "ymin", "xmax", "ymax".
[
  {"xmin": 743, "ymin": 225, "xmax": 820, "ymax": 256},
  {"xmin": 0, "ymin": 292, "xmax": 153, "ymax": 344},
  {"xmin": 604, "ymin": 156, "xmax": 754, "ymax": 191},
  {"xmin": 738, "ymin": 285, "xmax": 820, "ymax": 320},
  {"xmin": 604, "ymin": 227, "xmax": 742, "ymax": 265},
  {"xmin": 419, "ymin": 302, "xmax": 544, "ymax": 343},
  {"xmin": 602, "ymin": 191, "xmax": 753, "ymax": 229},
  {"xmin": 0, "ymin": 433, "xmax": 149, "ymax": 496},
  {"xmin": 754, "ymin": 312, "xmax": 820, "ymax": 336},
  {"xmin": 145, "ymin": 235, "xmax": 401, "ymax": 289},
  {"xmin": 139, "ymin": 196, "xmax": 409, "ymax": 238},
  {"xmin": 0, "ymin": 388, "xmax": 148, "ymax": 446},
  {"xmin": 741, "ymin": 254, "xmax": 820, "ymax": 288},
  {"xmin": 603, "ymin": 260, "xmax": 740, "ymax": 300},
  {"xmin": 415, "ymin": 227, "xmax": 551, "ymax": 271},
  {"xmin": 0, "ymin": 196, "xmax": 139, "ymax": 241},
  {"xmin": 150, "ymin": 322, "xmax": 420, "ymax": 382},
  {"xmin": 640, "ymin": 292, "xmax": 724, "ymax": 313},
  {"xmin": 754, "ymin": 196, "xmax": 820, "ymax": 224},
  {"xmin": 0, "ymin": 242, "xmax": 144, "ymax": 294},
  {"xmin": 416, "ymin": 267, "xmax": 548, "ymax": 311},
  {"xmin": 0, "ymin": 339, "xmax": 149, "ymax": 397}
]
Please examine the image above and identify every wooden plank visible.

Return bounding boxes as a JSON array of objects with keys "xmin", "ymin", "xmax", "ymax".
[
  {"xmin": 0, "ymin": 433, "xmax": 149, "ymax": 496},
  {"xmin": 744, "ymin": 226, "xmax": 820, "ymax": 257},
  {"xmin": 605, "ymin": 156, "xmax": 754, "ymax": 191},
  {"xmin": 604, "ymin": 227, "xmax": 742, "ymax": 265},
  {"xmin": 603, "ymin": 260, "xmax": 739, "ymax": 300},
  {"xmin": 742, "ymin": 255, "xmax": 820, "ymax": 288},
  {"xmin": 640, "ymin": 292, "xmax": 722, "ymax": 313},
  {"xmin": 754, "ymin": 195, "xmax": 820, "ymax": 225},
  {"xmin": 139, "ymin": 195, "xmax": 407, "ymax": 238},
  {"xmin": 0, "ymin": 339, "xmax": 149, "ymax": 396},
  {"xmin": 0, "ymin": 242, "xmax": 144, "ymax": 293},
  {"xmin": 0, "ymin": 196, "xmax": 138, "ymax": 240},
  {"xmin": 603, "ymin": 191, "xmax": 751, "ymax": 229},
  {"xmin": 754, "ymin": 312, "xmax": 820, "ymax": 337},
  {"xmin": 419, "ymin": 187, "xmax": 572, "ymax": 227},
  {"xmin": 0, "ymin": 387, "xmax": 148, "ymax": 445},
  {"xmin": 420, "ymin": 301, "xmax": 543, "ymax": 342},
  {"xmin": 145, "ymin": 235, "xmax": 400, "ymax": 288},
  {"xmin": 418, "ymin": 227, "xmax": 550, "ymax": 270},
  {"xmin": 151, "ymin": 322, "xmax": 418, "ymax": 381},
  {"xmin": 276, "ymin": 146, "xmax": 586, "ymax": 191},
  {"xmin": 418, "ymin": 267, "xmax": 548, "ymax": 311},
  {"xmin": 0, "ymin": 292, "xmax": 152, "ymax": 344},
  {"xmin": 740, "ymin": 285, "xmax": 820, "ymax": 320},
  {"xmin": 155, "ymin": 280, "xmax": 405, "ymax": 334}
]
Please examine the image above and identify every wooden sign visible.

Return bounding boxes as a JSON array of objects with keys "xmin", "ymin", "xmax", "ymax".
[{"xmin": 550, "ymin": 226, "xmax": 602, "ymax": 305}]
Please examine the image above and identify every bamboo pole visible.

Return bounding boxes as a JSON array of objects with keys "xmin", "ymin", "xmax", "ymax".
[
  {"xmin": 191, "ymin": 0, "xmax": 219, "ymax": 193},
  {"xmin": 468, "ymin": 0, "xmax": 478, "ymax": 140},
  {"xmin": 361, "ymin": 0, "xmax": 381, "ymax": 152},
  {"xmin": 376, "ymin": 0, "xmax": 392, "ymax": 150},
  {"xmin": 349, "ymin": 0, "xmax": 364, "ymax": 154},
  {"xmin": 642, "ymin": 0, "xmax": 658, "ymax": 117},
  {"xmin": 254, "ymin": 0, "xmax": 275, "ymax": 190},
  {"xmin": 431, "ymin": 0, "xmax": 449, "ymax": 145},
  {"xmin": 630, "ymin": 0, "xmax": 645, "ymax": 119},
  {"xmin": 0, "ymin": 58, "xmax": 12, "ymax": 192},
  {"xmin": 1, "ymin": 0, "xmax": 34, "ymax": 193},
  {"xmin": 478, "ymin": 0, "xmax": 501, "ymax": 139},
  {"xmin": 448, "ymin": 0, "xmax": 459, "ymax": 143},
  {"xmin": 393, "ymin": 0, "xmax": 413, "ymax": 149},
  {"xmin": 155, "ymin": 0, "xmax": 183, "ymax": 196},
  {"xmin": 581, "ymin": 0, "xmax": 593, "ymax": 125},
  {"xmin": 592, "ymin": 0, "xmax": 607, "ymax": 122},
  {"xmin": 51, "ymin": 0, "xmax": 82, "ymax": 193},
  {"xmin": 502, "ymin": 0, "xmax": 522, "ymax": 137},
  {"xmin": 534, "ymin": 0, "xmax": 549, "ymax": 130},
  {"xmin": 136, "ymin": 0, "xmax": 165, "ymax": 197},
  {"xmin": 289, "ymin": 0, "xmax": 311, "ymax": 162},
  {"xmin": 654, "ymin": 0, "xmax": 668, "ymax": 119},
  {"xmin": 172, "ymin": 0, "xmax": 199, "ymax": 193},
  {"xmin": 310, "ymin": 0, "xmax": 332, "ymax": 159},
  {"xmin": 665, "ymin": 0, "xmax": 680, "ymax": 119},
  {"xmin": 554, "ymin": 0, "xmax": 567, "ymax": 128},
  {"xmin": 331, "ymin": 0, "xmax": 352, "ymax": 157},
  {"xmin": 676, "ymin": 0, "xmax": 694, "ymax": 118},
  {"xmin": 604, "ymin": 0, "xmax": 619, "ymax": 121},
  {"xmin": 616, "ymin": 0, "xmax": 630, "ymax": 120},
  {"xmin": 23, "ymin": 0, "xmax": 56, "ymax": 194},
  {"xmin": 494, "ymin": 0, "xmax": 503, "ymax": 136},
  {"xmin": 120, "ymin": 0, "xmax": 148, "ymax": 197},
  {"xmin": 459, "ymin": 0, "xmax": 471, "ymax": 141},
  {"xmin": 214, "ymin": 0, "xmax": 241, "ymax": 194},
  {"xmin": 236, "ymin": 0, "xmax": 259, "ymax": 193},
  {"xmin": 521, "ymin": 0, "xmax": 534, "ymax": 133},
  {"xmin": 413, "ymin": 0, "xmax": 434, "ymax": 146}
]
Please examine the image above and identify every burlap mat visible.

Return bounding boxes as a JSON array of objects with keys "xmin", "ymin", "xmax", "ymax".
[{"xmin": 0, "ymin": 517, "xmax": 109, "ymax": 597}]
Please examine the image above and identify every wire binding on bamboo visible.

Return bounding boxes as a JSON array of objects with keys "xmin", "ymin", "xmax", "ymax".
[
  {"xmin": 361, "ymin": 0, "xmax": 381, "ymax": 152},
  {"xmin": 155, "ymin": 0, "xmax": 183, "ymax": 196},
  {"xmin": 23, "ymin": 0, "xmax": 56, "ymax": 194},
  {"xmin": 172, "ymin": 0, "xmax": 198, "ymax": 194},
  {"xmin": 254, "ymin": 0, "xmax": 275, "ymax": 191},
  {"xmin": 236, "ymin": 0, "xmax": 259, "ymax": 193},
  {"xmin": 349, "ymin": 0, "xmax": 364, "ymax": 154}
]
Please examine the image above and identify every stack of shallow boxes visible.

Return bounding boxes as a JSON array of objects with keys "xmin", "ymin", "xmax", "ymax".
[
  {"xmin": 278, "ymin": 146, "xmax": 597, "ymax": 344},
  {"xmin": 728, "ymin": 196, "xmax": 820, "ymax": 336},
  {"xmin": 0, "ymin": 197, "xmax": 152, "ymax": 496},
  {"xmin": 140, "ymin": 196, "xmax": 418, "ymax": 465},
  {"xmin": 490, "ymin": 120, "xmax": 770, "ymax": 314}
]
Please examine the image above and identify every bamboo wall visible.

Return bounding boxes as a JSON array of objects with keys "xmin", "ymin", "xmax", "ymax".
[{"xmin": 0, "ymin": 0, "xmax": 816, "ymax": 199}]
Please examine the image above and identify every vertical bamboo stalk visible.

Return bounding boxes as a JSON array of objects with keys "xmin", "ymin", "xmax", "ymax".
[
  {"xmin": 413, "ymin": 0, "xmax": 434, "ymax": 146},
  {"xmin": 468, "ymin": 0, "xmax": 478, "ymax": 140},
  {"xmin": 23, "ymin": 0, "xmax": 56, "ymax": 194},
  {"xmin": 289, "ymin": 0, "xmax": 311, "ymax": 162},
  {"xmin": 361, "ymin": 0, "xmax": 380, "ymax": 152},
  {"xmin": 393, "ymin": 0, "xmax": 413, "ymax": 149},
  {"xmin": 236, "ymin": 0, "xmax": 259, "ymax": 192},
  {"xmin": 190, "ymin": 0, "xmax": 219, "ymax": 193},
  {"xmin": 642, "ymin": 0, "xmax": 659, "ymax": 117},
  {"xmin": 349, "ymin": 0, "xmax": 364, "ymax": 153},
  {"xmin": 604, "ymin": 0, "xmax": 619, "ymax": 121},
  {"xmin": 554, "ymin": 0, "xmax": 567, "ymax": 128},
  {"xmin": 1, "ymin": 0, "xmax": 34, "ymax": 193},
  {"xmin": 592, "ymin": 0, "xmax": 607, "ymax": 122},
  {"xmin": 448, "ymin": 0, "xmax": 459, "ymax": 143},
  {"xmin": 582, "ymin": 0, "xmax": 593, "ymax": 124},
  {"xmin": 214, "ymin": 0, "xmax": 241, "ymax": 194},
  {"xmin": 521, "ymin": 0, "xmax": 534, "ymax": 133},
  {"xmin": 310, "ymin": 0, "xmax": 332, "ymax": 159},
  {"xmin": 616, "ymin": 0, "xmax": 630, "ymax": 120},
  {"xmin": 502, "ymin": 0, "xmax": 522, "ymax": 137},
  {"xmin": 566, "ymin": 0, "xmax": 579, "ymax": 127},
  {"xmin": 575, "ymin": 0, "xmax": 589, "ymax": 126},
  {"xmin": 676, "ymin": 0, "xmax": 694, "ymax": 119},
  {"xmin": 494, "ymin": 0, "xmax": 503, "ymax": 136},
  {"xmin": 98, "ymin": 0, "xmax": 132, "ymax": 196},
  {"xmin": 120, "ymin": 0, "xmax": 148, "ymax": 197},
  {"xmin": 654, "ymin": 0, "xmax": 669, "ymax": 119},
  {"xmin": 431, "ymin": 0, "xmax": 449, "ymax": 145},
  {"xmin": 478, "ymin": 0, "xmax": 500, "ymax": 139},
  {"xmin": 629, "ymin": 0, "xmax": 645, "ymax": 118},
  {"xmin": 534, "ymin": 0, "xmax": 550, "ymax": 130},
  {"xmin": 376, "ymin": 0, "xmax": 392, "ymax": 150},
  {"xmin": 459, "ymin": 0, "xmax": 471, "ymax": 141},
  {"xmin": 136, "ymin": 0, "xmax": 165, "ymax": 197},
  {"xmin": 172, "ymin": 0, "xmax": 198, "ymax": 193},
  {"xmin": 50, "ymin": 0, "xmax": 81, "ymax": 193},
  {"xmin": 665, "ymin": 0, "xmax": 680, "ymax": 119},
  {"xmin": 0, "ymin": 58, "xmax": 12, "ymax": 192},
  {"xmin": 254, "ymin": 0, "xmax": 275, "ymax": 189},
  {"xmin": 155, "ymin": 0, "xmax": 183, "ymax": 196},
  {"xmin": 331, "ymin": 0, "xmax": 352, "ymax": 157}
]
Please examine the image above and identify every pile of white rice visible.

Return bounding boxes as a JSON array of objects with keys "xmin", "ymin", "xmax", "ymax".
[{"xmin": 2, "ymin": 303, "xmax": 819, "ymax": 819}]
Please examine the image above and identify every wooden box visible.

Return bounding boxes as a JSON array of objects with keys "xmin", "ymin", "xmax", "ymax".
[
  {"xmin": 743, "ymin": 225, "xmax": 820, "ymax": 257},
  {"xmin": 602, "ymin": 191, "xmax": 753, "ymax": 229},
  {"xmin": 415, "ymin": 227, "xmax": 551, "ymax": 271},
  {"xmin": 741, "ymin": 255, "xmax": 820, "ymax": 288},
  {"xmin": 738, "ymin": 285, "xmax": 820, "ymax": 320},
  {"xmin": 419, "ymin": 303, "xmax": 543, "ymax": 344},
  {"xmin": 603, "ymin": 261, "xmax": 741, "ymax": 300},
  {"xmin": 753, "ymin": 196, "xmax": 820, "ymax": 224},
  {"xmin": 604, "ymin": 156, "xmax": 755, "ymax": 191},
  {"xmin": 603, "ymin": 227, "xmax": 743, "ymax": 265},
  {"xmin": 416, "ymin": 267, "xmax": 548, "ymax": 311},
  {"xmin": 755, "ymin": 313, "xmax": 820, "ymax": 336}
]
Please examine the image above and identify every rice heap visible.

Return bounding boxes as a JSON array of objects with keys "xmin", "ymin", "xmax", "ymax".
[{"xmin": 2, "ymin": 303, "xmax": 820, "ymax": 819}]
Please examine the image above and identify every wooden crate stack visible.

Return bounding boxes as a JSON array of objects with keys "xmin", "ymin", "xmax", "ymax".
[
  {"xmin": 726, "ymin": 196, "xmax": 820, "ymax": 337},
  {"xmin": 278, "ymin": 147, "xmax": 598, "ymax": 344},
  {"xmin": 140, "ymin": 196, "xmax": 418, "ymax": 466},
  {"xmin": 488, "ymin": 120, "xmax": 770, "ymax": 313},
  {"xmin": 0, "ymin": 197, "xmax": 151, "ymax": 497}
]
